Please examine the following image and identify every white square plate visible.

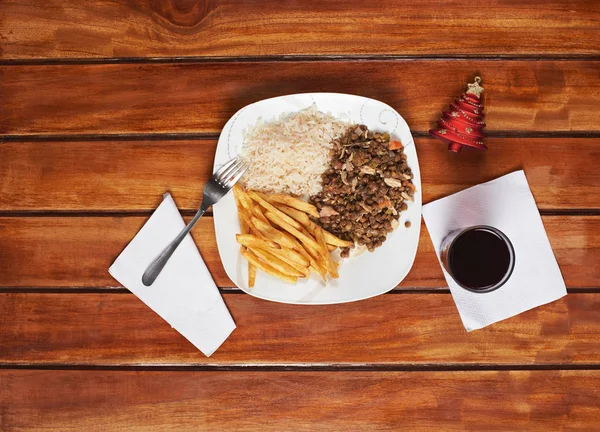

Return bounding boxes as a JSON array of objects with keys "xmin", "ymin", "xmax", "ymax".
[{"xmin": 213, "ymin": 93, "xmax": 422, "ymax": 304}]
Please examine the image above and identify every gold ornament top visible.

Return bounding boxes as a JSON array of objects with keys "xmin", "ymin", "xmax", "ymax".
[{"xmin": 466, "ymin": 76, "xmax": 484, "ymax": 97}]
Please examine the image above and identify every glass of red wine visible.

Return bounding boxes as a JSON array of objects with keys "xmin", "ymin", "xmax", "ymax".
[{"xmin": 440, "ymin": 225, "xmax": 515, "ymax": 293}]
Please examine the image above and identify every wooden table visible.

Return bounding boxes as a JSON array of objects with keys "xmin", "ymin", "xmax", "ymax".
[{"xmin": 1, "ymin": 1, "xmax": 599, "ymax": 430}]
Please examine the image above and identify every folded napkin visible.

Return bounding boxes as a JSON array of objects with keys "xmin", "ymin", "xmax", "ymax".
[
  {"xmin": 109, "ymin": 193, "xmax": 235, "ymax": 356},
  {"xmin": 422, "ymin": 170, "xmax": 566, "ymax": 331}
]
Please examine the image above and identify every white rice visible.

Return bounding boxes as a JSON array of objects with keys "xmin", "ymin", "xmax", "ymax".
[{"xmin": 241, "ymin": 105, "xmax": 349, "ymax": 196}]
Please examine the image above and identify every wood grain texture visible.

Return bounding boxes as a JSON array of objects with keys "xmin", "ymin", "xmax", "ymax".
[
  {"xmin": 2, "ymin": 370, "xmax": 599, "ymax": 432},
  {"xmin": 0, "ymin": 216, "xmax": 597, "ymax": 289},
  {"xmin": 2, "ymin": 60, "xmax": 599, "ymax": 135},
  {"xmin": 0, "ymin": 293, "xmax": 598, "ymax": 365},
  {"xmin": 1, "ymin": 2, "xmax": 598, "ymax": 429},
  {"xmin": 1, "ymin": 138, "xmax": 599, "ymax": 211},
  {"xmin": 1, "ymin": 0, "xmax": 599, "ymax": 59}
]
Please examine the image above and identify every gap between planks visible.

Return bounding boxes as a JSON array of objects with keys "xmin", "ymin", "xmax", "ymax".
[
  {"xmin": 2, "ymin": 54, "xmax": 600, "ymax": 67},
  {"xmin": 0, "ymin": 287, "xmax": 597, "ymax": 294},
  {"xmin": 1, "ymin": 363, "xmax": 600, "ymax": 372},
  {"xmin": 3, "ymin": 131, "xmax": 600, "ymax": 142},
  {"xmin": 1, "ymin": 210, "xmax": 599, "ymax": 217}
]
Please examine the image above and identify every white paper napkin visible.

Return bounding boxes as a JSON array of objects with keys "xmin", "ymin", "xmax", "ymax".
[
  {"xmin": 422, "ymin": 170, "xmax": 566, "ymax": 331},
  {"xmin": 109, "ymin": 193, "xmax": 236, "ymax": 356}
]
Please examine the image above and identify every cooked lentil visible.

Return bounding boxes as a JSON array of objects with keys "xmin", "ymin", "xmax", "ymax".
[{"xmin": 310, "ymin": 125, "xmax": 415, "ymax": 257}]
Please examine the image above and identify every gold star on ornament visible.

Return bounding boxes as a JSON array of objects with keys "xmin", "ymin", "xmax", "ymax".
[
  {"xmin": 466, "ymin": 77, "xmax": 484, "ymax": 98},
  {"xmin": 474, "ymin": 109, "xmax": 479, "ymax": 114},
  {"xmin": 451, "ymin": 111, "xmax": 459, "ymax": 117},
  {"xmin": 439, "ymin": 129, "xmax": 447, "ymax": 135},
  {"xmin": 465, "ymin": 127, "xmax": 473, "ymax": 134}
]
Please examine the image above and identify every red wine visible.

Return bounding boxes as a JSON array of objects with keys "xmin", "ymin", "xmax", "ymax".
[{"xmin": 447, "ymin": 227, "xmax": 514, "ymax": 292}]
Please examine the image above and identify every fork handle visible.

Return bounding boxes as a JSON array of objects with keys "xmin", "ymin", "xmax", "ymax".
[{"xmin": 141, "ymin": 205, "xmax": 208, "ymax": 286}]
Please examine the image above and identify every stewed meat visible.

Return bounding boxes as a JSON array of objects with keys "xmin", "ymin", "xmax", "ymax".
[{"xmin": 310, "ymin": 125, "xmax": 415, "ymax": 257}]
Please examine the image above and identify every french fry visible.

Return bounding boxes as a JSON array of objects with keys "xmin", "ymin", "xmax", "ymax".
[
  {"xmin": 251, "ymin": 204, "xmax": 269, "ymax": 223},
  {"xmin": 323, "ymin": 230, "xmax": 353, "ymax": 248},
  {"xmin": 233, "ymin": 185, "xmax": 254, "ymax": 212},
  {"xmin": 248, "ymin": 264, "xmax": 257, "ymax": 287},
  {"xmin": 271, "ymin": 199, "xmax": 351, "ymax": 248},
  {"xmin": 263, "ymin": 193, "xmax": 320, "ymax": 218},
  {"xmin": 264, "ymin": 211, "xmax": 321, "ymax": 253},
  {"xmin": 299, "ymin": 225, "xmax": 315, "ymax": 240},
  {"xmin": 315, "ymin": 226, "xmax": 339, "ymax": 279},
  {"xmin": 273, "ymin": 203, "xmax": 311, "ymax": 227},
  {"xmin": 287, "ymin": 261, "xmax": 310, "ymax": 278},
  {"xmin": 241, "ymin": 243, "xmax": 256, "ymax": 288},
  {"xmin": 298, "ymin": 226, "xmax": 323, "ymax": 258},
  {"xmin": 234, "ymin": 187, "xmax": 264, "ymax": 229},
  {"xmin": 305, "ymin": 220, "xmax": 354, "ymax": 247},
  {"xmin": 252, "ymin": 216, "xmax": 297, "ymax": 249},
  {"xmin": 314, "ymin": 252, "xmax": 330, "ymax": 275},
  {"xmin": 266, "ymin": 246, "xmax": 310, "ymax": 278},
  {"xmin": 234, "ymin": 186, "xmax": 258, "ymax": 285},
  {"xmin": 236, "ymin": 188, "xmax": 351, "ymax": 284},
  {"xmin": 237, "ymin": 207, "xmax": 255, "ymax": 232},
  {"xmin": 249, "ymin": 246, "xmax": 305, "ymax": 277},
  {"xmin": 232, "ymin": 184, "xmax": 244, "ymax": 203},
  {"xmin": 236, "ymin": 233, "xmax": 280, "ymax": 252},
  {"xmin": 303, "ymin": 242, "xmax": 321, "ymax": 262},
  {"xmin": 236, "ymin": 234, "xmax": 309, "ymax": 267},
  {"xmin": 233, "ymin": 186, "xmax": 250, "ymax": 235},
  {"xmin": 241, "ymin": 249, "xmax": 298, "ymax": 284},
  {"xmin": 239, "ymin": 220, "xmax": 250, "ymax": 235},
  {"xmin": 296, "ymin": 243, "xmax": 327, "ymax": 280},
  {"xmin": 248, "ymin": 191, "xmax": 303, "ymax": 230},
  {"xmin": 259, "ymin": 247, "xmax": 311, "ymax": 277},
  {"xmin": 292, "ymin": 227, "xmax": 328, "ymax": 279},
  {"xmin": 238, "ymin": 208, "xmax": 275, "ymax": 245}
]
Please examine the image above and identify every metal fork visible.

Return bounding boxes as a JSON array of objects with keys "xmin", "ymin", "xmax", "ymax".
[{"xmin": 142, "ymin": 157, "xmax": 247, "ymax": 286}]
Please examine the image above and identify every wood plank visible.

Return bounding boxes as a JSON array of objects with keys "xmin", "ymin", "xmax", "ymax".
[
  {"xmin": 2, "ymin": 0, "xmax": 599, "ymax": 59},
  {"xmin": 0, "ymin": 293, "xmax": 599, "ymax": 365},
  {"xmin": 0, "ymin": 216, "xmax": 597, "ymax": 289},
  {"xmin": 1, "ymin": 60, "xmax": 599, "ymax": 135},
  {"xmin": 1, "ymin": 138, "xmax": 599, "ymax": 212},
  {"xmin": 1, "ymin": 370, "xmax": 599, "ymax": 431}
]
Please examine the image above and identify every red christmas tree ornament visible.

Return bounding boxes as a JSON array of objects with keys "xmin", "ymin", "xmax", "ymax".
[{"xmin": 429, "ymin": 77, "xmax": 486, "ymax": 153}]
